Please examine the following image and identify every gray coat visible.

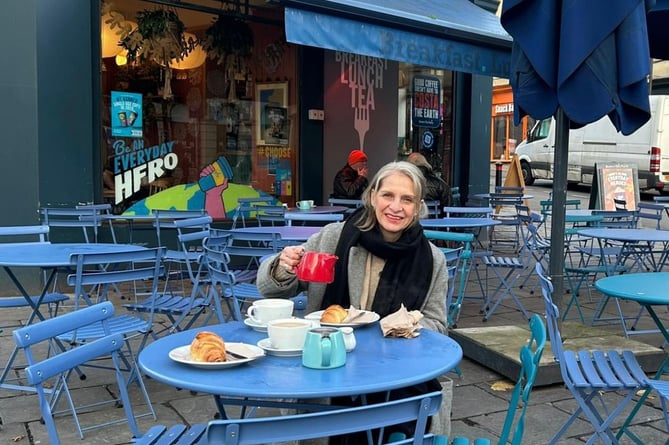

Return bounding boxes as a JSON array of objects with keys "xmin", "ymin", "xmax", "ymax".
[{"xmin": 257, "ymin": 222, "xmax": 448, "ymax": 334}]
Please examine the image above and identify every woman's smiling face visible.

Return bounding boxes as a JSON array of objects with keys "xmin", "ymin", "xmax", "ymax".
[{"xmin": 371, "ymin": 172, "xmax": 419, "ymax": 241}]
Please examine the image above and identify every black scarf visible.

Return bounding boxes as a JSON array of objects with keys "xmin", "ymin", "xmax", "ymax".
[{"xmin": 321, "ymin": 209, "xmax": 434, "ymax": 317}]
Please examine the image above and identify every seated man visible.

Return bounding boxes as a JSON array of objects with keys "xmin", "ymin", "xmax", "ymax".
[{"xmin": 332, "ymin": 149, "xmax": 369, "ymax": 199}]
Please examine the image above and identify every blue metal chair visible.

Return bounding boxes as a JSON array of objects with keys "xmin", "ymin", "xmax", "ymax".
[
  {"xmin": 124, "ymin": 216, "xmax": 218, "ymax": 333},
  {"xmin": 13, "ymin": 302, "xmax": 141, "ymax": 443},
  {"xmin": 209, "ymin": 229, "xmax": 283, "ymax": 282},
  {"xmin": 231, "ymin": 196, "xmax": 275, "ymax": 229},
  {"xmin": 436, "ymin": 314, "xmax": 546, "ymax": 445},
  {"xmin": 424, "ymin": 200, "xmax": 442, "ymax": 218},
  {"xmin": 55, "ymin": 247, "xmax": 167, "ymax": 428},
  {"xmin": 134, "ymin": 391, "xmax": 441, "ymax": 445},
  {"xmin": 327, "ymin": 197, "xmax": 363, "ymax": 214},
  {"xmin": 536, "ymin": 262, "xmax": 651, "ymax": 445}
]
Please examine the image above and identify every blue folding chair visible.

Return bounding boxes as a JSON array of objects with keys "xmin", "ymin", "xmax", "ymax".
[
  {"xmin": 13, "ymin": 302, "xmax": 141, "ymax": 443},
  {"xmin": 536, "ymin": 263, "xmax": 651, "ymax": 445},
  {"xmin": 284, "ymin": 212, "xmax": 344, "ymax": 226},
  {"xmin": 134, "ymin": 391, "xmax": 442, "ymax": 445},
  {"xmin": 402, "ymin": 314, "xmax": 546, "ymax": 445}
]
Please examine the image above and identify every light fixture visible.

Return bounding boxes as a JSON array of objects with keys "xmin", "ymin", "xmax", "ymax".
[
  {"xmin": 101, "ymin": 13, "xmax": 124, "ymax": 58},
  {"xmin": 169, "ymin": 33, "xmax": 207, "ymax": 70},
  {"xmin": 115, "ymin": 50, "xmax": 128, "ymax": 66}
]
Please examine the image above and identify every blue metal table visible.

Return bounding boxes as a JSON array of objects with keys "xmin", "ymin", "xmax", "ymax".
[
  {"xmin": 138, "ymin": 321, "xmax": 462, "ymax": 416},
  {"xmin": 419, "ymin": 217, "xmax": 500, "ymax": 229},
  {"xmin": 0, "ymin": 242, "xmax": 145, "ymax": 391}
]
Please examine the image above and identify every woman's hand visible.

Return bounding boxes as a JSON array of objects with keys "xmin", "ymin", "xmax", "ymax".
[{"xmin": 279, "ymin": 245, "xmax": 305, "ymax": 273}]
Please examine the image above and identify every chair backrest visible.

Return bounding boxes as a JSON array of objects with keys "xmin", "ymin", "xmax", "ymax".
[
  {"xmin": 423, "ymin": 230, "xmax": 474, "ymax": 328},
  {"xmin": 206, "ymin": 391, "xmax": 442, "ymax": 445},
  {"xmin": 210, "ymin": 230, "xmax": 283, "ymax": 275},
  {"xmin": 535, "ymin": 263, "xmax": 569, "ymax": 380},
  {"xmin": 0, "ymin": 225, "xmax": 49, "ymax": 244},
  {"xmin": 174, "ymin": 215, "xmax": 212, "ymax": 280},
  {"xmin": 203, "ymin": 240, "xmax": 245, "ymax": 320},
  {"xmin": 424, "ymin": 200, "xmax": 441, "ymax": 218},
  {"xmin": 40, "ymin": 206, "xmax": 108, "ymax": 243},
  {"xmin": 592, "ymin": 209, "xmax": 638, "ymax": 228},
  {"xmin": 13, "ymin": 301, "xmax": 140, "ymax": 444},
  {"xmin": 450, "ymin": 186, "xmax": 461, "ymax": 206},
  {"xmin": 494, "ymin": 186, "xmax": 524, "ymax": 194},
  {"xmin": 253, "ymin": 204, "xmax": 286, "ymax": 226},
  {"xmin": 284, "ymin": 212, "xmax": 344, "ymax": 226},
  {"xmin": 232, "ymin": 197, "xmax": 276, "ymax": 228},
  {"xmin": 497, "ymin": 313, "xmax": 547, "ymax": 445},
  {"xmin": 67, "ymin": 247, "xmax": 166, "ymax": 316},
  {"xmin": 327, "ymin": 197, "xmax": 363, "ymax": 213},
  {"xmin": 635, "ymin": 202, "xmax": 664, "ymax": 229},
  {"xmin": 152, "ymin": 209, "xmax": 208, "ymax": 247},
  {"xmin": 443, "ymin": 206, "xmax": 493, "ymax": 218},
  {"xmin": 613, "ymin": 198, "xmax": 627, "ymax": 211},
  {"xmin": 489, "ymin": 193, "xmax": 524, "ymax": 210},
  {"xmin": 76, "ymin": 203, "xmax": 117, "ymax": 243}
]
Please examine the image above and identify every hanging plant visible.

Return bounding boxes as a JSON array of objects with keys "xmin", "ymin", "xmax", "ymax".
[
  {"xmin": 121, "ymin": 9, "xmax": 189, "ymax": 67},
  {"xmin": 202, "ymin": 15, "xmax": 254, "ymax": 70}
]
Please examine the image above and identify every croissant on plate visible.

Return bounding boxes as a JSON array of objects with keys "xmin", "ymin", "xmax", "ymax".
[
  {"xmin": 190, "ymin": 331, "xmax": 226, "ymax": 362},
  {"xmin": 321, "ymin": 304, "xmax": 348, "ymax": 323}
]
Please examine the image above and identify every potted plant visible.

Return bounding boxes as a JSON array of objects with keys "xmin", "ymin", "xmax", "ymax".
[
  {"xmin": 202, "ymin": 15, "xmax": 254, "ymax": 72},
  {"xmin": 120, "ymin": 9, "xmax": 191, "ymax": 98}
]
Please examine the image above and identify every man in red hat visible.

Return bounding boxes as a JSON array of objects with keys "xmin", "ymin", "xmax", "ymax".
[{"xmin": 332, "ymin": 149, "xmax": 369, "ymax": 199}]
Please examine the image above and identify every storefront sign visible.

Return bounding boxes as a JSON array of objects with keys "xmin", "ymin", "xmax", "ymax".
[
  {"xmin": 111, "ymin": 91, "xmax": 143, "ymax": 138},
  {"xmin": 495, "ymin": 103, "xmax": 514, "ymax": 114},
  {"xmin": 412, "ymin": 75, "xmax": 440, "ymax": 128}
]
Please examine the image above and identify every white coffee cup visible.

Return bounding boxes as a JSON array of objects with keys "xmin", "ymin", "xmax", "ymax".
[
  {"xmin": 246, "ymin": 299, "xmax": 294, "ymax": 325},
  {"xmin": 296, "ymin": 200, "xmax": 314, "ymax": 210},
  {"xmin": 267, "ymin": 318, "xmax": 313, "ymax": 350}
]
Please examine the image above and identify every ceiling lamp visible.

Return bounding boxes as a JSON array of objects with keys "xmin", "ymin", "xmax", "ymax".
[
  {"xmin": 169, "ymin": 33, "xmax": 207, "ymax": 70},
  {"xmin": 101, "ymin": 13, "xmax": 124, "ymax": 58}
]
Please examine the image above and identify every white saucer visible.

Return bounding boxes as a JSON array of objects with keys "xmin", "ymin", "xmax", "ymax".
[
  {"xmin": 168, "ymin": 343, "xmax": 265, "ymax": 369},
  {"xmin": 305, "ymin": 310, "xmax": 380, "ymax": 328},
  {"xmin": 256, "ymin": 338, "xmax": 303, "ymax": 357},
  {"xmin": 243, "ymin": 318, "xmax": 267, "ymax": 333}
]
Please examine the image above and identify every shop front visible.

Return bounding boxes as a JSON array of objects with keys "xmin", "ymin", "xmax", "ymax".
[{"xmin": 0, "ymin": 0, "xmax": 510, "ymax": 225}]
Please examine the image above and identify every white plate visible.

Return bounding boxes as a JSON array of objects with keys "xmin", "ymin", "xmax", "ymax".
[
  {"xmin": 304, "ymin": 310, "xmax": 380, "ymax": 328},
  {"xmin": 256, "ymin": 338, "xmax": 303, "ymax": 357},
  {"xmin": 169, "ymin": 343, "xmax": 265, "ymax": 369},
  {"xmin": 243, "ymin": 318, "xmax": 267, "ymax": 333}
]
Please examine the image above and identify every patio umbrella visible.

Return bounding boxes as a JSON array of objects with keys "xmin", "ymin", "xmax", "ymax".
[{"xmin": 500, "ymin": 0, "xmax": 656, "ymax": 304}]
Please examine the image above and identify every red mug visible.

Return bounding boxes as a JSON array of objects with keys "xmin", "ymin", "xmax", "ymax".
[{"xmin": 295, "ymin": 252, "xmax": 339, "ymax": 283}]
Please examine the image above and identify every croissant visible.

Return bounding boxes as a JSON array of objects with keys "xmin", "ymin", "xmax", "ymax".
[
  {"xmin": 321, "ymin": 304, "xmax": 348, "ymax": 323},
  {"xmin": 190, "ymin": 331, "xmax": 226, "ymax": 362}
]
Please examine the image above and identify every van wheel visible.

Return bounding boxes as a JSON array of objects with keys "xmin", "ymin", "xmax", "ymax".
[{"xmin": 520, "ymin": 161, "xmax": 534, "ymax": 185}]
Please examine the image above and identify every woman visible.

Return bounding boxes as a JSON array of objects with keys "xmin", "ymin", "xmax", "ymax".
[{"xmin": 257, "ymin": 161, "xmax": 448, "ymax": 443}]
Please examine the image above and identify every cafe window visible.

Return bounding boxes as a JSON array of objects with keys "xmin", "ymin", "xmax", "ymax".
[
  {"xmin": 100, "ymin": 0, "xmax": 297, "ymax": 216},
  {"xmin": 398, "ymin": 65, "xmax": 455, "ymax": 186}
]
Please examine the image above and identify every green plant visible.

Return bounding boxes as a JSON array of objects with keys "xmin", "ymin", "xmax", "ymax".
[
  {"xmin": 202, "ymin": 15, "xmax": 254, "ymax": 69},
  {"xmin": 121, "ymin": 9, "xmax": 189, "ymax": 66}
]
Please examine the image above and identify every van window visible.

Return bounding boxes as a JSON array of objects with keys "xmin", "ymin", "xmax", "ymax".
[{"xmin": 528, "ymin": 119, "xmax": 551, "ymax": 142}]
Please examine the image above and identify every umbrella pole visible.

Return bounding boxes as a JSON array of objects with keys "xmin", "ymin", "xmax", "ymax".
[{"xmin": 549, "ymin": 108, "xmax": 570, "ymax": 309}]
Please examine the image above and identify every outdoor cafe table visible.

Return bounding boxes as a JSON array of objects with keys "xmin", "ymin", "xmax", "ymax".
[
  {"xmin": 138, "ymin": 321, "xmax": 462, "ymax": 418},
  {"xmin": 232, "ymin": 225, "xmax": 321, "ymax": 242},
  {"xmin": 595, "ymin": 272, "xmax": 669, "ymax": 339},
  {"xmin": 577, "ymin": 228, "xmax": 669, "ymax": 272},
  {"xmin": 0, "ymin": 242, "xmax": 145, "ymax": 391}
]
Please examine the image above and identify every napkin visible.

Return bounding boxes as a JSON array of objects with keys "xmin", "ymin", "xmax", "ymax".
[
  {"xmin": 342, "ymin": 306, "xmax": 378, "ymax": 323},
  {"xmin": 380, "ymin": 304, "xmax": 424, "ymax": 338}
]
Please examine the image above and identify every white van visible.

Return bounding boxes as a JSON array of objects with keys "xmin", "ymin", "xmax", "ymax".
[{"xmin": 515, "ymin": 95, "xmax": 669, "ymax": 193}]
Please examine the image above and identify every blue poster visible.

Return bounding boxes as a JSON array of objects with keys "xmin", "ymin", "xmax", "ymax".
[{"xmin": 111, "ymin": 91, "xmax": 143, "ymax": 138}]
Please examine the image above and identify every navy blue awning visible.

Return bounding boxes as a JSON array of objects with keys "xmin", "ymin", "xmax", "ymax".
[{"xmin": 282, "ymin": 0, "xmax": 512, "ymax": 78}]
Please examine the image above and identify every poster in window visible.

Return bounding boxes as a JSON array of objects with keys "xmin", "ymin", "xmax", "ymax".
[
  {"xmin": 111, "ymin": 91, "xmax": 143, "ymax": 138},
  {"xmin": 256, "ymin": 82, "xmax": 288, "ymax": 145},
  {"xmin": 597, "ymin": 164, "xmax": 640, "ymax": 211},
  {"xmin": 412, "ymin": 75, "xmax": 440, "ymax": 129}
]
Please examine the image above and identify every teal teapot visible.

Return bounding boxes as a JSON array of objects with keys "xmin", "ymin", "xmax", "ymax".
[{"xmin": 302, "ymin": 327, "xmax": 347, "ymax": 369}]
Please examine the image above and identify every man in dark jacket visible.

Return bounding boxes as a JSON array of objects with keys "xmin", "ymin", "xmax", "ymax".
[
  {"xmin": 332, "ymin": 149, "xmax": 369, "ymax": 199},
  {"xmin": 407, "ymin": 152, "xmax": 451, "ymax": 211}
]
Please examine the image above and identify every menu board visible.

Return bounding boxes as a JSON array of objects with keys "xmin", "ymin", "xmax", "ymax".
[{"xmin": 596, "ymin": 163, "xmax": 640, "ymax": 210}]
